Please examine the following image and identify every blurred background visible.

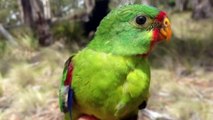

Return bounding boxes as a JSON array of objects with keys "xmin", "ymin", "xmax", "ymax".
[{"xmin": 0, "ymin": 0, "xmax": 212, "ymax": 120}]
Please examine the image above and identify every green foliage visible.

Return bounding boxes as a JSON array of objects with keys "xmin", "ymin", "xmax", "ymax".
[
  {"xmin": 52, "ymin": 20, "xmax": 83, "ymax": 41},
  {"xmin": 0, "ymin": 40, "xmax": 6, "ymax": 57},
  {"xmin": 0, "ymin": 9, "xmax": 9, "ymax": 23},
  {"xmin": 169, "ymin": 0, "xmax": 175, "ymax": 4},
  {"xmin": 9, "ymin": 26, "xmax": 33, "ymax": 38},
  {"xmin": 0, "ymin": 0, "xmax": 19, "ymax": 24},
  {"xmin": 9, "ymin": 26, "xmax": 37, "ymax": 51},
  {"xmin": 18, "ymin": 35, "xmax": 38, "ymax": 50}
]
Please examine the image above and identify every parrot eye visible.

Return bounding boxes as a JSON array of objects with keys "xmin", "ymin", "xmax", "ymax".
[{"xmin": 135, "ymin": 16, "xmax": 147, "ymax": 25}]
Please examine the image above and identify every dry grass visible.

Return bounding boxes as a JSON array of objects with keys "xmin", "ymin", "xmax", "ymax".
[
  {"xmin": 170, "ymin": 12, "xmax": 213, "ymax": 41},
  {"xmin": 0, "ymin": 36, "xmax": 71, "ymax": 120},
  {"xmin": 148, "ymin": 69, "xmax": 213, "ymax": 120}
]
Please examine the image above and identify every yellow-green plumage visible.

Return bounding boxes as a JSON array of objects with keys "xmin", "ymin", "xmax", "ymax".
[
  {"xmin": 69, "ymin": 49, "xmax": 150, "ymax": 120},
  {"xmin": 60, "ymin": 4, "xmax": 167, "ymax": 120}
]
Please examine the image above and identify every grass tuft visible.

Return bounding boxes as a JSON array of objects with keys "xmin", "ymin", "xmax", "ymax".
[{"xmin": 12, "ymin": 89, "xmax": 49, "ymax": 114}]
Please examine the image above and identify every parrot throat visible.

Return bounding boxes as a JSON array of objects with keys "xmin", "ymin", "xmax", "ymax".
[
  {"xmin": 138, "ymin": 27, "xmax": 163, "ymax": 58},
  {"xmin": 151, "ymin": 28, "xmax": 160, "ymax": 48}
]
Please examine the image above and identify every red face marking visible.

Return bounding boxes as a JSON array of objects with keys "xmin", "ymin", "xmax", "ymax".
[
  {"xmin": 140, "ymin": 11, "xmax": 169, "ymax": 57},
  {"xmin": 151, "ymin": 11, "xmax": 167, "ymax": 48},
  {"xmin": 155, "ymin": 11, "xmax": 167, "ymax": 22}
]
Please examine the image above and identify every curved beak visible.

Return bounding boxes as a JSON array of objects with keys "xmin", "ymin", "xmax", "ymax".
[{"xmin": 159, "ymin": 17, "xmax": 172, "ymax": 42}]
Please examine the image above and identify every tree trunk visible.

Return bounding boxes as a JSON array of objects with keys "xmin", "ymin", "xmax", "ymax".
[
  {"xmin": 192, "ymin": 0, "xmax": 213, "ymax": 20},
  {"xmin": 41, "ymin": 0, "xmax": 51, "ymax": 20},
  {"xmin": 83, "ymin": 0, "xmax": 109, "ymax": 37},
  {"xmin": 17, "ymin": 0, "xmax": 24, "ymax": 24},
  {"xmin": 20, "ymin": 0, "xmax": 34, "ymax": 28},
  {"xmin": 175, "ymin": 0, "xmax": 189, "ymax": 11},
  {"xmin": 19, "ymin": 0, "xmax": 53, "ymax": 46},
  {"xmin": 0, "ymin": 24, "xmax": 18, "ymax": 46}
]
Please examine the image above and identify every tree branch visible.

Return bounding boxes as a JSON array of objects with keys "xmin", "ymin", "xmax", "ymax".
[{"xmin": 0, "ymin": 24, "xmax": 18, "ymax": 46}]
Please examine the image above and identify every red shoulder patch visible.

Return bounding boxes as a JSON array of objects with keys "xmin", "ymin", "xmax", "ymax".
[{"xmin": 64, "ymin": 57, "xmax": 74, "ymax": 86}]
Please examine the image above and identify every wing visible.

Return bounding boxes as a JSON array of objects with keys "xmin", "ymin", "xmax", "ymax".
[
  {"xmin": 59, "ymin": 56, "xmax": 74, "ymax": 114},
  {"xmin": 115, "ymin": 60, "xmax": 150, "ymax": 117}
]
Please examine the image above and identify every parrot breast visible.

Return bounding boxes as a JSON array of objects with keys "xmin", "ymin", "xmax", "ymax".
[{"xmin": 69, "ymin": 49, "xmax": 150, "ymax": 120}]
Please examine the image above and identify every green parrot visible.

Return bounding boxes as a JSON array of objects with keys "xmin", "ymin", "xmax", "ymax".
[{"xmin": 59, "ymin": 4, "xmax": 172, "ymax": 120}]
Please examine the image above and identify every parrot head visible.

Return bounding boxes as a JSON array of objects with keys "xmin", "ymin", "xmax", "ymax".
[{"xmin": 88, "ymin": 5, "xmax": 172, "ymax": 56}]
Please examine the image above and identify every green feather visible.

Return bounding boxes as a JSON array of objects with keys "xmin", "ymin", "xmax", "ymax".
[
  {"xmin": 61, "ymin": 4, "xmax": 161, "ymax": 120},
  {"xmin": 59, "ymin": 66, "xmax": 68, "ymax": 112}
]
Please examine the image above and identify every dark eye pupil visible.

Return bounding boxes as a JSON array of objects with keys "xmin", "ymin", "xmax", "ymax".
[{"xmin": 136, "ymin": 16, "xmax": 146, "ymax": 25}]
